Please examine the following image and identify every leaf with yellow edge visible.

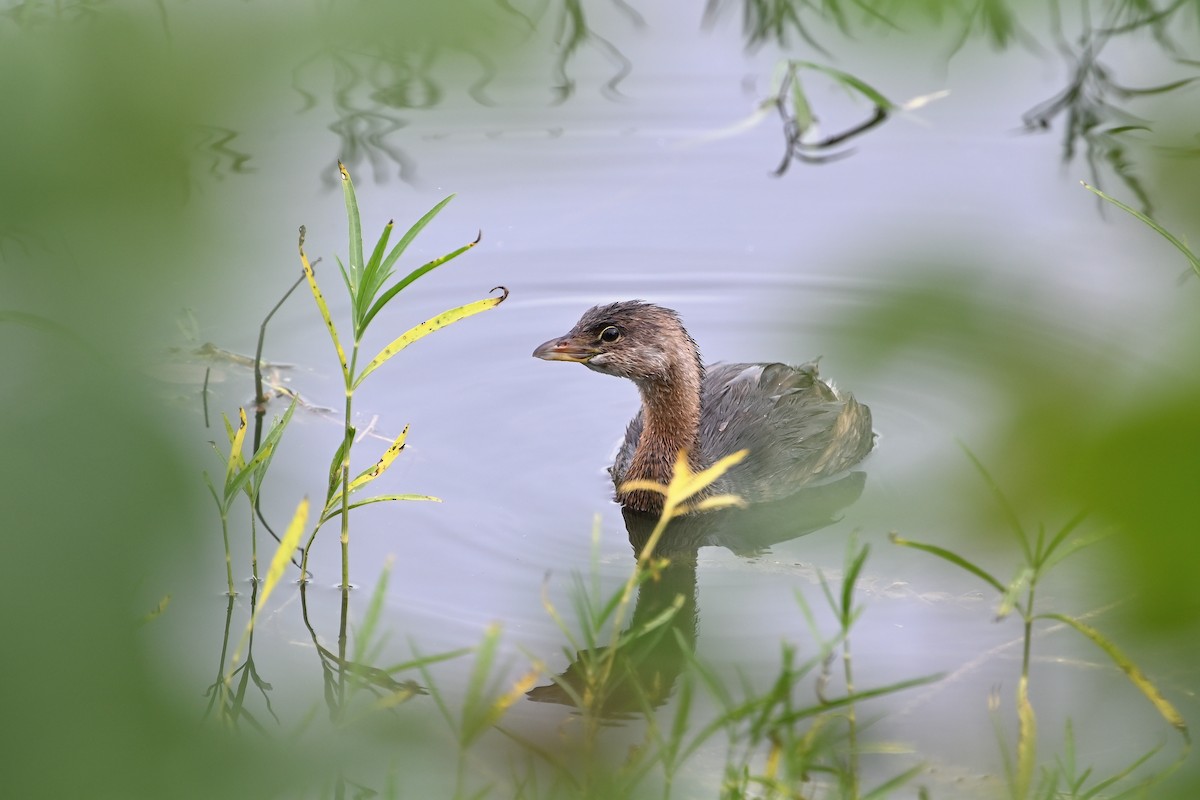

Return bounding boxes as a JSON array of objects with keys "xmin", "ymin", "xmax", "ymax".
[
  {"xmin": 300, "ymin": 236, "xmax": 349, "ymax": 381},
  {"xmin": 322, "ymin": 494, "xmax": 441, "ymax": 523},
  {"xmin": 618, "ymin": 448, "xmax": 748, "ymax": 518},
  {"xmin": 1016, "ymin": 674, "xmax": 1037, "ymax": 800},
  {"xmin": 346, "ymin": 426, "xmax": 409, "ymax": 495},
  {"xmin": 682, "ymin": 493, "xmax": 749, "ymax": 514},
  {"xmin": 353, "ymin": 287, "xmax": 508, "ymax": 388},
  {"xmin": 224, "ymin": 409, "xmax": 247, "ymax": 484},
  {"xmin": 1040, "ymin": 612, "xmax": 1190, "ymax": 743}
]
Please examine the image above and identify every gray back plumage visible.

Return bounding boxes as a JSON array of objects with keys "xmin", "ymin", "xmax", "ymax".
[{"xmin": 612, "ymin": 360, "xmax": 874, "ymax": 503}]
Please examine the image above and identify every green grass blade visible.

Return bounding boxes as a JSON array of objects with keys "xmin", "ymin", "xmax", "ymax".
[
  {"xmin": 339, "ymin": 162, "xmax": 364, "ymax": 287},
  {"xmin": 461, "ymin": 622, "xmax": 502, "ymax": 745},
  {"xmin": 960, "ymin": 444, "xmax": 1032, "ymax": 561},
  {"xmin": 356, "ymin": 221, "xmax": 395, "ymax": 327},
  {"xmin": 353, "ymin": 557, "xmax": 392, "ymax": 667},
  {"xmin": 890, "ymin": 532, "xmax": 1007, "ymax": 594},
  {"xmin": 1082, "ymin": 181, "xmax": 1200, "ymax": 279},
  {"xmin": 321, "ymin": 494, "xmax": 441, "ymax": 522},
  {"xmin": 380, "ymin": 647, "xmax": 473, "ymax": 675},
  {"xmin": 361, "ymin": 228, "xmax": 480, "ymax": 332},
  {"xmin": 862, "ymin": 764, "xmax": 925, "ymax": 800},
  {"xmin": 353, "ymin": 287, "xmax": 508, "ymax": 388},
  {"xmin": 1039, "ymin": 612, "xmax": 1190, "ymax": 742},
  {"xmin": 250, "ymin": 396, "xmax": 299, "ymax": 492},
  {"xmin": 300, "ymin": 239, "xmax": 349, "ymax": 382},
  {"xmin": 841, "ymin": 539, "xmax": 869, "ymax": 622},
  {"xmin": 377, "ymin": 194, "xmax": 456, "ymax": 283}
]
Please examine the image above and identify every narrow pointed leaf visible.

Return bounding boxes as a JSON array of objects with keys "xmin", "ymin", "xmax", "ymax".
[
  {"xmin": 223, "ymin": 408, "xmax": 248, "ymax": 498},
  {"xmin": 349, "ymin": 426, "xmax": 409, "ymax": 494},
  {"xmin": 890, "ymin": 533, "xmax": 1007, "ymax": 594},
  {"xmin": 377, "ymin": 194, "xmax": 456, "ymax": 284},
  {"xmin": 321, "ymin": 494, "xmax": 441, "ymax": 522},
  {"xmin": 339, "ymin": 162, "xmax": 363, "ymax": 283},
  {"xmin": 362, "ymin": 229, "xmax": 480, "ymax": 332},
  {"xmin": 684, "ymin": 493, "xmax": 748, "ymax": 513},
  {"xmin": 249, "ymin": 397, "xmax": 299, "ymax": 495},
  {"xmin": 353, "ymin": 287, "xmax": 508, "ymax": 388},
  {"xmin": 1040, "ymin": 612, "xmax": 1189, "ymax": 742},
  {"xmin": 300, "ymin": 242, "xmax": 349, "ymax": 380},
  {"xmin": 1082, "ymin": 181, "xmax": 1200, "ymax": 279},
  {"xmin": 356, "ymin": 221, "xmax": 395, "ymax": 326}
]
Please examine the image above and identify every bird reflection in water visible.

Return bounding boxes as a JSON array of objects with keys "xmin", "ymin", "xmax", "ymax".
[{"xmin": 527, "ymin": 471, "xmax": 867, "ymax": 715}]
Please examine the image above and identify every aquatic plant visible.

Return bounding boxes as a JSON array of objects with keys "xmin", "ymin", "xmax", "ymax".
[
  {"xmin": 892, "ymin": 449, "xmax": 1190, "ymax": 799},
  {"xmin": 204, "ymin": 399, "xmax": 298, "ymax": 593},
  {"xmin": 296, "ymin": 162, "xmax": 507, "ymax": 587}
]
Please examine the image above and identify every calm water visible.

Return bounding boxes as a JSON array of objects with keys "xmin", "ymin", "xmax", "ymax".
[{"xmin": 145, "ymin": 5, "xmax": 1197, "ymax": 795}]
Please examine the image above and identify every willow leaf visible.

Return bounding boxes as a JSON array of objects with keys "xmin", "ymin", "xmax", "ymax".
[
  {"xmin": 322, "ymin": 494, "xmax": 441, "ymax": 522},
  {"xmin": 889, "ymin": 533, "xmax": 1007, "ymax": 595},
  {"xmin": 339, "ymin": 162, "xmax": 363, "ymax": 284},
  {"xmin": 300, "ymin": 241, "xmax": 349, "ymax": 380},
  {"xmin": 223, "ymin": 408, "xmax": 248, "ymax": 500},
  {"xmin": 1040, "ymin": 612, "xmax": 1190, "ymax": 742},
  {"xmin": 361, "ymin": 228, "xmax": 479, "ymax": 332},
  {"xmin": 354, "ymin": 287, "xmax": 508, "ymax": 388}
]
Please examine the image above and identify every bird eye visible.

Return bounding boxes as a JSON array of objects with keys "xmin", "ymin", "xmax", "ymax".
[{"xmin": 599, "ymin": 326, "xmax": 621, "ymax": 343}]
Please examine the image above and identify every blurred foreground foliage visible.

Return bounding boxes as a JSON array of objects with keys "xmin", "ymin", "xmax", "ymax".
[
  {"xmin": 842, "ymin": 267, "xmax": 1200, "ymax": 633},
  {"xmin": 2, "ymin": 0, "xmax": 1198, "ymax": 797}
]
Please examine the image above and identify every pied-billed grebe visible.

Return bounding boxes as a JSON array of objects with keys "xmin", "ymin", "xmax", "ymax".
[{"xmin": 533, "ymin": 301, "xmax": 874, "ymax": 514}]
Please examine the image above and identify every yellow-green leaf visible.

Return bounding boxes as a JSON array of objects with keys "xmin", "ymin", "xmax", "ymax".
[
  {"xmin": 224, "ymin": 408, "xmax": 248, "ymax": 492},
  {"xmin": 353, "ymin": 287, "xmax": 508, "ymax": 388},
  {"xmin": 347, "ymin": 426, "xmax": 409, "ymax": 495},
  {"xmin": 300, "ymin": 239, "xmax": 349, "ymax": 381},
  {"xmin": 1042, "ymin": 612, "xmax": 1189, "ymax": 743}
]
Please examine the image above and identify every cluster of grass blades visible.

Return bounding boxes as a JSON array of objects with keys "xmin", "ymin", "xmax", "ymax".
[
  {"xmin": 515, "ymin": 451, "xmax": 933, "ymax": 799},
  {"xmin": 892, "ymin": 448, "xmax": 1190, "ymax": 799},
  {"xmin": 204, "ymin": 399, "xmax": 298, "ymax": 595},
  {"xmin": 297, "ymin": 162, "xmax": 507, "ymax": 588}
]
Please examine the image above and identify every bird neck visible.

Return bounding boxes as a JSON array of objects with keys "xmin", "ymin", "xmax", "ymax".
[{"xmin": 627, "ymin": 360, "xmax": 704, "ymax": 491}]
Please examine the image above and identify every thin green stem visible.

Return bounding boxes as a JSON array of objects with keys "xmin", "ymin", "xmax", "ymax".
[
  {"xmin": 249, "ymin": 500, "xmax": 259, "ymax": 582},
  {"xmin": 339, "ymin": 344, "xmax": 359, "ymax": 589},
  {"xmin": 220, "ymin": 513, "xmax": 236, "ymax": 596},
  {"xmin": 842, "ymin": 634, "xmax": 859, "ymax": 798}
]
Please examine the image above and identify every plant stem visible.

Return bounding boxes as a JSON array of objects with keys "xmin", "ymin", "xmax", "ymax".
[
  {"xmin": 220, "ymin": 513, "xmax": 236, "ymax": 596},
  {"xmin": 339, "ymin": 345, "xmax": 359, "ymax": 589}
]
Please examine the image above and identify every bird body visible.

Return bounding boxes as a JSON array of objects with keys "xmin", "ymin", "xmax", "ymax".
[{"xmin": 533, "ymin": 301, "xmax": 873, "ymax": 514}]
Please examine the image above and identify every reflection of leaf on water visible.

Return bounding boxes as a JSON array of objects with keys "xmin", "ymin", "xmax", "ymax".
[
  {"xmin": 1023, "ymin": 2, "xmax": 1198, "ymax": 215},
  {"xmin": 194, "ymin": 125, "xmax": 254, "ymax": 178},
  {"xmin": 546, "ymin": 0, "xmax": 634, "ymax": 103}
]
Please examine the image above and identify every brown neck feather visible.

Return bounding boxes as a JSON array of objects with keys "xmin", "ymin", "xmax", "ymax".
[{"xmin": 619, "ymin": 360, "xmax": 704, "ymax": 512}]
